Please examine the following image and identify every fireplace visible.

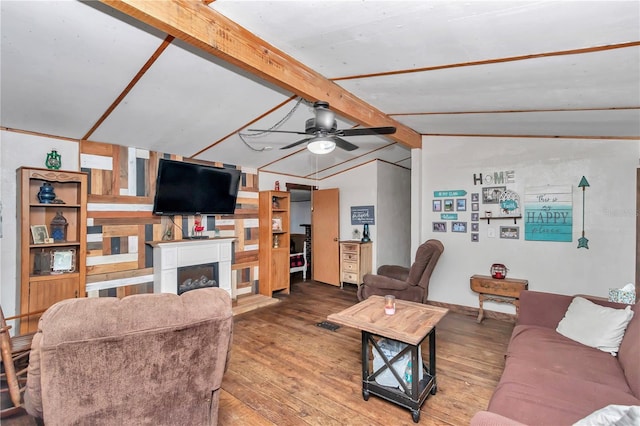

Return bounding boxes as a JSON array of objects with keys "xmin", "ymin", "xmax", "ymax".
[
  {"xmin": 177, "ymin": 262, "xmax": 219, "ymax": 295},
  {"xmin": 151, "ymin": 238, "xmax": 234, "ymax": 298}
]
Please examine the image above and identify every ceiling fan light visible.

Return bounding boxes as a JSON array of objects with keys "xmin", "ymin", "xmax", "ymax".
[{"xmin": 307, "ymin": 137, "xmax": 336, "ymax": 154}]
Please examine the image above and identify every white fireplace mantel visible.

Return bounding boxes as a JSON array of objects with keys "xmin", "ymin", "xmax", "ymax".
[{"xmin": 150, "ymin": 238, "xmax": 234, "ymax": 297}]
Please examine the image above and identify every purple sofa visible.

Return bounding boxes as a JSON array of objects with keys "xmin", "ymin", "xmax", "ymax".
[{"xmin": 471, "ymin": 290, "xmax": 639, "ymax": 425}]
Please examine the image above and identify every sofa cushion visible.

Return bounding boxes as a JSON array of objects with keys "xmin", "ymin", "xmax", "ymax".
[
  {"xmin": 488, "ymin": 360, "xmax": 640, "ymax": 425},
  {"xmin": 507, "ymin": 325, "xmax": 631, "ymax": 390},
  {"xmin": 556, "ymin": 296, "xmax": 634, "ymax": 355}
]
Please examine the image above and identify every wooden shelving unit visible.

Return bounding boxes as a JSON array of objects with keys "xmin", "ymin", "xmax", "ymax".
[
  {"xmin": 258, "ymin": 190, "xmax": 290, "ymax": 297},
  {"xmin": 17, "ymin": 167, "xmax": 87, "ymax": 333}
]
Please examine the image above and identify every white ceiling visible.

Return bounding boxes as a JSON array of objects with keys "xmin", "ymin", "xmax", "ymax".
[{"xmin": 1, "ymin": 1, "xmax": 639, "ymax": 180}]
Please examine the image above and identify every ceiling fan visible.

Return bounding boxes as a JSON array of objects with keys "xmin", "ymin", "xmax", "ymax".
[{"xmin": 248, "ymin": 101, "xmax": 396, "ymax": 154}]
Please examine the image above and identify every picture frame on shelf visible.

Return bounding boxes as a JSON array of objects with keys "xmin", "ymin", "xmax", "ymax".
[
  {"xmin": 432, "ymin": 222, "xmax": 446, "ymax": 232},
  {"xmin": 272, "ymin": 217, "xmax": 283, "ymax": 231},
  {"xmin": 51, "ymin": 249, "xmax": 75, "ymax": 274},
  {"xmin": 31, "ymin": 225, "xmax": 49, "ymax": 245},
  {"xmin": 500, "ymin": 226, "xmax": 520, "ymax": 239}
]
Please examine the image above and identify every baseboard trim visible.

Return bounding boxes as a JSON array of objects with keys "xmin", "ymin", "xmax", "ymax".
[{"xmin": 426, "ymin": 300, "xmax": 517, "ymax": 323}]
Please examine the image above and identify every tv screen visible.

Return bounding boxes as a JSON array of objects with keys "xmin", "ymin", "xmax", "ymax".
[{"xmin": 152, "ymin": 159, "xmax": 241, "ymax": 216}]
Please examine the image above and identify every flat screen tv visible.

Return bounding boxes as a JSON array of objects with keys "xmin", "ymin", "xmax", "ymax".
[{"xmin": 152, "ymin": 159, "xmax": 241, "ymax": 216}]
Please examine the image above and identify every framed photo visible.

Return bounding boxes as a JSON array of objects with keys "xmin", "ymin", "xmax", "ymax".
[
  {"xmin": 471, "ymin": 202, "xmax": 479, "ymax": 212},
  {"xmin": 31, "ymin": 225, "xmax": 49, "ymax": 244},
  {"xmin": 456, "ymin": 198, "xmax": 466, "ymax": 211},
  {"xmin": 432, "ymin": 200, "xmax": 442, "ymax": 212},
  {"xmin": 51, "ymin": 249, "xmax": 75, "ymax": 273},
  {"xmin": 444, "ymin": 199, "xmax": 454, "ymax": 212},
  {"xmin": 471, "ymin": 233, "xmax": 479, "ymax": 242},
  {"xmin": 432, "ymin": 222, "xmax": 446, "ymax": 232},
  {"xmin": 271, "ymin": 217, "xmax": 282, "ymax": 231},
  {"xmin": 500, "ymin": 226, "xmax": 520, "ymax": 239},
  {"xmin": 482, "ymin": 186, "xmax": 506, "ymax": 204},
  {"xmin": 471, "ymin": 193, "xmax": 479, "ymax": 202},
  {"xmin": 471, "ymin": 223, "xmax": 479, "ymax": 232},
  {"xmin": 452, "ymin": 221, "xmax": 467, "ymax": 233},
  {"xmin": 471, "ymin": 213, "xmax": 479, "ymax": 221}
]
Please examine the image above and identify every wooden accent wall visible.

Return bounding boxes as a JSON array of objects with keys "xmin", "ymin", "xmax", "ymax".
[{"xmin": 80, "ymin": 141, "xmax": 259, "ymax": 298}]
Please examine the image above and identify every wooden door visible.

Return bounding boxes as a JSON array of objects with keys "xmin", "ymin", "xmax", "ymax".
[{"xmin": 312, "ymin": 188, "xmax": 340, "ymax": 286}]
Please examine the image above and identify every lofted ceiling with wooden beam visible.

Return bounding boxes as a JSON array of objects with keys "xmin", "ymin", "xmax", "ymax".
[{"xmin": 1, "ymin": 1, "xmax": 639, "ymax": 180}]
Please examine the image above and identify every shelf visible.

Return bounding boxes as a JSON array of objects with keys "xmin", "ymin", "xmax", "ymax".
[
  {"xmin": 30, "ymin": 242, "xmax": 81, "ymax": 249},
  {"xmin": 481, "ymin": 215, "xmax": 521, "ymax": 224},
  {"xmin": 30, "ymin": 203, "xmax": 82, "ymax": 208}
]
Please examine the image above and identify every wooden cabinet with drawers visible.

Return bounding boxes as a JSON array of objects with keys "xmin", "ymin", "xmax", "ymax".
[{"xmin": 339, "ymin": 241, "xmax": 372, "ymax": 288}]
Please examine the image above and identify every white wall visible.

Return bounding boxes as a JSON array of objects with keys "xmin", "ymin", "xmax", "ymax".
[
  {"xmin": 376, "ymin": 161, "xmax": 411, "ymax": 268},
  {"xmin": 421, "ymin": 136, "xmax": 638, "ymax": 313},
  {"xmin": 0, "ymin": 130, "xmax": 79, "ymax": 318},
  {"xmin": 290, "ymin": 200, "xmax": 311, "ymax": 234}
]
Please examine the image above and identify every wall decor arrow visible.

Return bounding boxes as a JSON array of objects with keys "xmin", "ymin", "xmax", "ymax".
[{"xmin": 577, "ymin": 176, "xmax": 590, "ymax": 249}]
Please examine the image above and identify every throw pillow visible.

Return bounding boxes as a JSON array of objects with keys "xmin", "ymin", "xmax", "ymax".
[
  {"xmin": 573, "ymin": 404, "xmax": 640, "ymax": 426},
  {"xmin": 556, "ymin": 296, "xmax": 634, "ymax": 355}
]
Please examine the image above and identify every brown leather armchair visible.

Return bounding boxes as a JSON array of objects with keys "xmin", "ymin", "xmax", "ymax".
[{"xmin": 357, "ymin": 239, "xmax": 444, "ymax": 304}]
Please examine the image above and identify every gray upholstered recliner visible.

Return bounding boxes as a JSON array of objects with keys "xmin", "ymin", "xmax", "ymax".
[
  {"xmin": 24, "ymin": 287, "xmax": 233, "ymax": 425},
  {"xmin": 357, "ymin": 239, "xmax": 444, "ymax": 304}
]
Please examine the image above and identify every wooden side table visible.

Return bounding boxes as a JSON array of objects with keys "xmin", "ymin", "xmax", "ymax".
[
  {"xmin": 470, "ymin": 274, "xmax": 528, "ymax": 323},
  {"xmin": 339, "ymin": 241, "xmax": 372, "ymax": 288}
]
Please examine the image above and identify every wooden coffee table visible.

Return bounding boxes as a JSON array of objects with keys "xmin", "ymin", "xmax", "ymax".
[{"xmin": 328, "ymin": 296, "xmax": 448, "ymax": 423}]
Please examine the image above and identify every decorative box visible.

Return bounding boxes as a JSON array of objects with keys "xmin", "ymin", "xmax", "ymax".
[{"xmin": 608, "ymin": 287, "xmax": 636, "ymax": 304}]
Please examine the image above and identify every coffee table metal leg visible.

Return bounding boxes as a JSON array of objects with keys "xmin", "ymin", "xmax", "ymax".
[{"xmin": 361, "ymin": 332, "xmax": 370, "ymax": 400}]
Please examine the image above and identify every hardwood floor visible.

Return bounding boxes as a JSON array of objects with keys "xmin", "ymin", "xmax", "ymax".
[{"xmin": 3, "ymin": 279, "xmax": 513, "ymax": 425}]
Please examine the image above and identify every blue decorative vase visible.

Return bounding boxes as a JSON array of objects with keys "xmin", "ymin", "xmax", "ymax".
[
  {"xmin": 37, "ymin": 182, "xmax": 56, "ymax": 204},
  {"xmin": 361, "ymin": 224, "xmax": 371, "ymax": 242}
]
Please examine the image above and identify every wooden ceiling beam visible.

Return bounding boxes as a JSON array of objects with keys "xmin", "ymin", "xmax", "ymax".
[{"xmin": 100, "ymin": 0, "xmax": 421, "ymax": 149}]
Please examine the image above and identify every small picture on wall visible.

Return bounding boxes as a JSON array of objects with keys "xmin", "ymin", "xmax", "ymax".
[
  {"xmin": 433, "ymin": 222, "xmax": 446, "ymax": 232},
  {"xmin": 456, "ymin": 198, "xmax": 466, "ymax": 211},
  {"xmin": 471, "ymin": 233, "xmax": 479, "ymax": 242},
  {"xmin": 471, "ymin": 213, "xmax": 479, "ymax": 221},
  {"xmin": 471, "ymin": 193, "xmax": 479, "ymax": 202},
  {"xmin": 452, "ymin": 221, "xmax": 467, "ymax": 233},
  {"xmin": 444, "ymin": 199, "xmax": 454, "ymax": 212},
  {"xmin": 471, "ymin": 202, "xmax": 479, "ymax": 212},
  {"xmin": 432, "ymin": 200, "xmax": 442, "ymax": 212},
  {"xmin": 500, "ymin": 226, "xmax": 520, "ymax": 239},
  {"xmin": 482, "ymin": 186, "xmax": 506, "ymax": 204},
  {"xmin": 471, "ymin": 223, "xmax": 479, "ymax": 232}
]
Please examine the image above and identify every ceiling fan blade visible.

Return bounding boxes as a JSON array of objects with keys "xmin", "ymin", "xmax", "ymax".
[
  {"xmin": 247, "ymin": 129, "xmax": 307, "ymax": 135},
  {"xmin": 334, "ymin": 137, "xmax": 359, "ymax": 152},
  {"xmin": 338, "ymin": 126, "xmax": 397, "ymax": 137},
  {"xmin": 281, "ymin": 137, "xmax": 313, "ymax": 150}
]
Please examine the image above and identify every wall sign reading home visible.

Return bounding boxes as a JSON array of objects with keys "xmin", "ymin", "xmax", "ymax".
[{"xmin": 524, "ymin": 186, "xmax": 572, "ymax": 242}]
